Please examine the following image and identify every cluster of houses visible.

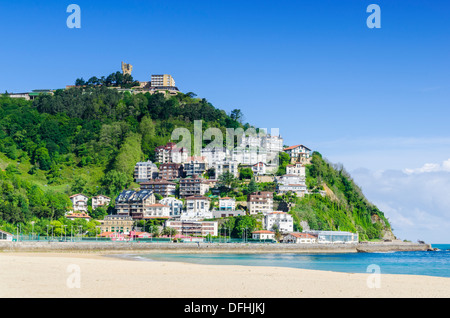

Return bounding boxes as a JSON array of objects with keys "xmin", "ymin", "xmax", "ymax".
[{"xmin": 61, "ymin": 136, "xmax": 358, "ymax": 244}]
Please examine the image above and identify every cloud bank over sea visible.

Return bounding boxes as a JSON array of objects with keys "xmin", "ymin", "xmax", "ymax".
[{"xmin": 313, "ymin": 137, "xmax": 450, "ymax": 244}]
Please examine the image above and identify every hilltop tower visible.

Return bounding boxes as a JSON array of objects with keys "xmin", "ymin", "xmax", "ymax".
[{"xmin": 121, "ymin": 61, "xmax": 133, "ymax": 75}]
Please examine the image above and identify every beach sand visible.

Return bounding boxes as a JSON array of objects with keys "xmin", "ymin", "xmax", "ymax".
[{"xmin": 0, "ymin": 251, "xmax": 449, "ymax": 298}]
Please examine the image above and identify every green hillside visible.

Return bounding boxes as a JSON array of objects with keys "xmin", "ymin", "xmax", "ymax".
[{"xmin": 0, "ymin": 85, "xmax": 393, "ymax": 241}]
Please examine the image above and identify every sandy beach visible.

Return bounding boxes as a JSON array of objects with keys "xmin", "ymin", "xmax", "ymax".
[{"xmin": 0, "ymin": 251, "xmax": 449, "ymax": 298}]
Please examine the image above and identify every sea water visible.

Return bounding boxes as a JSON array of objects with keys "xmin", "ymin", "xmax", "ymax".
[{"xmin": 136, "ymin": 244, "xmax": 450, "ymax": 278}]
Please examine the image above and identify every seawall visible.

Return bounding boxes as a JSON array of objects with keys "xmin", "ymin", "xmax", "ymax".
[{"xmin": 0, "ymin": 241, "xmax": 431, "ymax": 254}]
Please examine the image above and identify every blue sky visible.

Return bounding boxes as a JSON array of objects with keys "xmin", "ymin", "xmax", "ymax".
[{"xmin": 1, "ymin": 0, "xmax": 449, "ymax": 243}]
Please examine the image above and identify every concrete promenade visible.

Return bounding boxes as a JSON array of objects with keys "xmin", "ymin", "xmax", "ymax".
[{"xmin": 0, "ymin": 241, "xmax": 431, "ymax": 254}]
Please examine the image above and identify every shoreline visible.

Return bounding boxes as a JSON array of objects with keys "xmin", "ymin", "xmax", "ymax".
[
  {"xmin": 0, "ymin": 241, "xmax": 432, "ymax": 254},
  {"xmin": 0, "ymin": 250, "xmax": 449, "ymax": 298}
]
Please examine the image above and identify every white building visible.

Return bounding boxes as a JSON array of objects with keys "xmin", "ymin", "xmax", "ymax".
[
  {"xmin": 283, "ymin": 144, "xmax": 312, "ymax": 163},
  {"xmin": 218, "ymin": 197, "xmax": 236, "ymax": 211},
  {"xmin": 159, "ymin": 197, "xmax": 184, "ymax": 217},
  {"xmin": 181, "ymin": 196, "xmax": 212, "ymax": 220},
  {"xmin": 252, "ymin": 162, "xmax": 267, "ymax": 176},
  {"xmin": 283, "ymin": 232, "xmax": 317, "ymax": 244},
  {"xmin": 251, "ymin": 230, "xmax": 275, "ymax": 241},
  {"xmin": 92, "ymin": 195, "xmax": 111, "ymax": 210},
  {"xmin": 69, "ymin": 194, "xmax": 89, "ymax": 213},
  {"xmin": 277, "ymin": 174, "xmax": 307, "ymax": 196},
  {"xmin": 286, "ymin": 163, "xmax": 306, "ymax": 178},
  {"xmin": 265, "ymin": 211, "xmax": 294, "ymax": 233},
  {"xmin": 231, "ymin": 146, "xmax": 267, "ymax": 166},
  {"xmin": 134, "ymin": 161, "xmax": 159, "ymax": 182},
  {"xmin": 305, "ymin": 230, "xmax": 359, "ymax": 244},
  {"xmin": 0, "ymin": 229, "xmax": 13, "ymax": 241},
  {"xmin": 213, "ymin": 160, "xmax": 239, "ymax": 179},
  {"xmin": 201, "ymin": 147, "xmax": 228, "ymax": 165},
  {"xmin": 143, "ymin": 203, "xmax": 171, "ymax": 218}
]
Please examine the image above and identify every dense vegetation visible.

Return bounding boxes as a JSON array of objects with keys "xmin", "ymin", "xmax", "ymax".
[
  {"xmin": 290, "ymin": 152, "xmax": 392, "ymax": 241},
  {"xmin": 0, "ymin": 87, "xmax": 246, "ymax": 236}
]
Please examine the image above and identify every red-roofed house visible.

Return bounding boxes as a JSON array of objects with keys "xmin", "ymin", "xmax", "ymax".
[
  {"xmin": 283, "ymin": 145, "xmax": 311, "ymax": 163},
  {"xmin": 283, "ymin": 232, "xmax": 317, "ymax": 244},
  {"xmin": 251, "ymin": 230, "xmax": 275, "ymax": 240}
]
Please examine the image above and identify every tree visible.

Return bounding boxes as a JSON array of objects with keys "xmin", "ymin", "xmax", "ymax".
[
  {"xmin": 239, "ymin": 167, "xmax": 253, "ymax": 180},
  {"xmin": 217, "ymin": 171, "xmax": 238, "ymax": 190},
  {"xmin": 247, "ymin": 178, "xmax": 258, "ymax": 194},
  {"xmin": 114, "ymin": 132, "xmax": 144, "ymax": 177},
  {"xmin": 230, "ymin": 109, "xmax": 244, "ymax": 123},
  {"xmin": 139, "ymin": 115, "xmax": 155, "ymax": 154}
]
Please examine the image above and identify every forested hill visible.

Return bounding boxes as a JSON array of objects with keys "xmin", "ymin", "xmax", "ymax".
[
  {"xmin": 0, "ymin": 86, "xmax": 393, "ymax": 241},
  {"xmin": 0, "ymin": 87, "xmax": 246, "ymax": 224}
]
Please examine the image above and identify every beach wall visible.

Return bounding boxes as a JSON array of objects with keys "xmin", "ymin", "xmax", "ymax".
[{"xmin": 0, "ymin": 241, "xmax": 431, "ymax": 254}]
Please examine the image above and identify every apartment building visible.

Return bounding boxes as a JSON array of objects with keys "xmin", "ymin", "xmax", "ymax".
[
  {"xmin": 165, "ymin": 220, "xmax": 218, "ymax": 237},
  {"xmin": 247, "ymin": 191, "xmax": 273, "ymax": 215},
  {"xmin": 264, "ymin": 211, "xmax": 294, "ymax": 233},
  {"xmin": 159, "ymin": 197, "xmax": 184, "ymax": 217},
  {"xmin": 201, "ymin": 147, "xmax": 228, "ymax": 165},
  {"xmin": 158, "ymin": 163, "xmax": 183, "ymax": 180},
  {"xmin": 213, "ymin": 160, "xmax": 239, "ymax": 179},
  {"xmin": 276, "ymin": 174, "xmax": 307, "ymax": 196},
  {"xmin": 115, "ymin": 189, "xmax": 156, "ymax": 219},
  {"xmin": 99, "ymin": 215, "xmax": 134, "ymax": 234},
  {"xmin": 183, "ymin": 156, "xmax": 208, "ymax": 177},
  {"xmin": 181, "ymin": 195, "xmax": 212, "ymax": 220},
  {"xmin": 140, "ymin": 179, "xmax": 176, "ymax": 197},
  {"xmin": 155, "ymin": 142, "xmax": 188, "ymax": 164},
  {"xmin": 218, "ymin": 197, "xmax": 236, "ymax": 211},
  {"xmin": 134, "ymin": 161, "xmax": 159, "ymax": 182},
  {"xmin": 151, "ymin": 74, "xmax": 176, "ymax": 87},
  {"xmin": 179, "ymin": 175, "xmax": 210, "ymax": 197}
]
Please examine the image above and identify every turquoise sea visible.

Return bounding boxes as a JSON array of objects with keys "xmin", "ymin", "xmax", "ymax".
[{"xmin": 135, "ymin": 244, "xmax": 450, "ymax": 278}]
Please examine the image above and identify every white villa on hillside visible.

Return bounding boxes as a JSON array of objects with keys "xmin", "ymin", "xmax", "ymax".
[
  {"xmin": 264, "ymin": 211, "xmax": 294, "ymax": 233},
  {"xmin": 92, "ymin": 195, "xmax": 111, "ymax": 210},
  {"xmin": 70, "ymin": 194, "xmax": 89, "ymax": 213}
]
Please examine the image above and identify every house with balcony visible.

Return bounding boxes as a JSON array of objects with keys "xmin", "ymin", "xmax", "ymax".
[
  {"xmin": 92, "ymin": 195, "xmax": 111, "ymax": 210},
  {"xmin": 283, "ymin": 144, "xmax": 311, "ymax": 163},
  {"xmin": 134, "ymin": 160, "xmax": 159, "ymax": 182},
  {"xmin": 158, "ymin": 163, "xmax": 183, "ymax": 180},
  {"xmin": 247, "ymin": 191, "xmax": 273, "ymax": 215},
  {"xmin": 179, "ymin": 175, "xmax": 210, "ymax": 197},
  {"xmin": 70, "ymin": 194, "xmax": 89, "ymax": 213}
]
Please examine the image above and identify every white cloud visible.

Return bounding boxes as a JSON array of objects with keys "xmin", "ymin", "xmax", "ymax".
[
  {"xmin": 351, "ymin": 165, "xmax": 450, "ymax": 244},
  {"xmin": 404, "ymin": 158, "xmax": 450, "ymax": 174}
]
